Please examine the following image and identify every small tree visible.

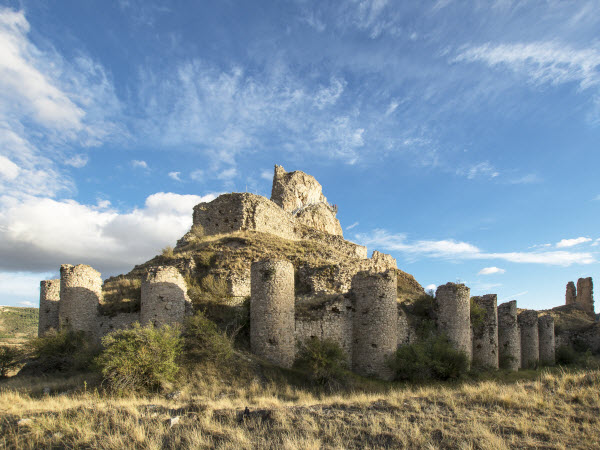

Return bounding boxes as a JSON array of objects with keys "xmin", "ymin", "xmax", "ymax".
[
  {"xmin": 96, "ymin": 323, "xmax": 182, "ymax": 393},
  {"xmin": 0, "ymin": 346, "xmax": 22, "ymax": 378},
  {"xmin": 294, "ymin": 338, "xmax": 349, "ymax": 389},
  {"xmin": 25, "ymin": 329, "xmax": 98, "ymax": 373},
  {"xmin": 183, "ymin": 312, "xmax": 233, "ymax": 363}
]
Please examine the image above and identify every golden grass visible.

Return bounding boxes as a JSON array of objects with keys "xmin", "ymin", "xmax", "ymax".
[{"xmin": 2, "ymin": 366, "xmax": 599, "ymax": 449}]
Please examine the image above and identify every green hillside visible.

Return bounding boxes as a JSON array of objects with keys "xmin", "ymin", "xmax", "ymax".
[{"xmin": 0, "ymin": 306, "xmax": 38, "ymax": 343}]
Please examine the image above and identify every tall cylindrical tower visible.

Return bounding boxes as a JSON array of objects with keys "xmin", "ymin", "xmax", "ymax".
[
  {"xmin": 140, "ymin": 266, "xmax": 190, "ymax": 327},
  {"xmin": 538, "ymin": 315, "xmax": 555, "ymax": 366},
  {"xmin": 436, "ymin": 283, "xmax": 471, "ymax": 362},
  {"xmin": 351, "ymin": 270, "xmax": 398, "ymax": 380},
  {"xmin": 518, "ymin": 310, "xmax": 539, "ymax": 369},
  {"xmin": 59, "ymin": 264, "xmax": 102, "ymax": 333},
  {"xmin": 471, "ymin": 294, "xmax": 499, "ymax": 369},
  {"xmin": 38, "ymin": 279, "xmax": 60, "ymax": 337},
  {"xmin": 498, "ymin": 300, "xmax": 520, "ymax": 371},
  {"xmin": 250, "ymin": 260, "xmax": 295, "ymax": 368}
]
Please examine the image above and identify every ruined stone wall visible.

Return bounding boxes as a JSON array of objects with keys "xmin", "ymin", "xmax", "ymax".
[
  {"xmin": 193, "ymin": 193, "xmax": 298, "ymax": 241},
  {"xmin": 538, "ymin": 314, "xmax": 555, "ymax": 365},
  {"xmin": 140, "ymin": 266, "xmax": 191, "ymax": 327},
  {"xmin": 565, "ymin": 281, "xmax": 576, "ymax": 305},
  {"xmin": 97, "ymin": 312, "xmax": 141, "ymax": 339},
  {"xmin": 518, "ymin": 310, "xmax": 539, "ymax": 369},
  {"xmin": 498, "ymin": 300, "xmax": 520, "ymax": 371},
  {"xmin": 250, "ymin": 260, "xmax": 295, "ymax": 368},
  {"xmin": 294, "ymin": 203, "xmax": 343, "ymax": 237},
  {"xmin": 436, "ymin": 283, "xmax": 471, "ymax": 362},
  {"xmin": 576, "ymin": 277, "xmax": 594, "ymax": 315},
  {"xmin": 295, "ymin": 295, "xmax": 353, "ymax": 363},
  {"xmin": 397, "ymin": 307, "xmax": 419, "ymax": 347},
  {"xmin": 38, "ymin": 279, "xmax": 60, "ymax": 337},
  {"xmin": 297, "ymin": 228, "xmax": 367, "ymax": 259},
  {"xmin": 59, "ymin": 264, "xmax": 102, "ymax": 333},
  {"xmin": 471, "ymin": 294, "xmax": 499, "ymax": 369},
  {"xmin": 271, "ymin": 165, "xmax": 327, "ymax": 213},
  {"xmin": 351, "ymin": 270, "xmax": 398, "ymax": 380}
]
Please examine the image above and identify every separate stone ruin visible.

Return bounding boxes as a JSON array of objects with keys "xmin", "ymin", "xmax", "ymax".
[
  {"xmin": 351, "ymin": 270, "xmax": 398, "ymax": 380},
  {"xmin": 38, "ymin": 279, "xmax": 60, "ymax": 336},
  {"xmin": 576, "ymin": 277, "xmax": 594, "ymax": 316},
  {"xmin": 140, "ymin": 266, "xmax": 191, "ymax": 327},
  {"xmin": 471, "ymin": 294, "xmax": 499, "ymax": 369},
  {"xmin": 538, "ymin": 315, "xmax": 555, "ymax": 366},
  {"xmin": 250, "ymin": 260, "xmax": 295, "ymax": 369},
  {"xmin": 59, "ymin": 264, "xmax": 103, "ymax": 333},
  {"xmin": 518, "ymin": 310, "xmax": 539, "ymax": 369},
  {"xmin": 36, "ymin": 164, "xmax": 570, "ymax": 379},
  {"xmin": 435, "ymin": 283, "xmax": 472, "ymax": 363},
  {"xmin": 565, "ymin": 281, "xmax": 576, "ymax": 305},
  {"xmin": 498, "ymin": 301, "xmax": 521, "ymax": 371}
]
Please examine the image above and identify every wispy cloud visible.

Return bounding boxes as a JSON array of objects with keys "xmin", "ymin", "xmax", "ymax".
[
  {"xmin": 556, "ymin": 237, "xmax": 592, "ymax": 248},
  {"xmin": 346, "ymin": 221, "xmax": 359, "ymax": 230},
  {"xmin": 131, "ymin": 160, "xmax": 148, "ymax": 169},
  {"xmin": 168, "ymin": 171, "xmax": 181, "ymax": 181},
  {"xmin": 456, "ymin": 161, "xmax": 499, "ymax": 180},
  {"xmin": 478, "ymin": 266, "xmax": 505, "ymax": 275},
  {"xmin": 356, "ymin": 229, "xmax": 596, "ymax": 266}
]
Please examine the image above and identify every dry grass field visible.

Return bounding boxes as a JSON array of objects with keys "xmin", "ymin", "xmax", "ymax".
[{"xmin": 1, "ymin": 360, "xmax": 599, "ymax": 449}]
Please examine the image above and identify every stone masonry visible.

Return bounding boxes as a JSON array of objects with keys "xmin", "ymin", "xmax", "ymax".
[
  {"xmin": 576, "ymin": 277, "xmax": 594, "ymax": 316},
  {"xmin": 38, "ymin": 279, "xmax": 60, "ymax": 336},
  {"xmin": 140, "ymin": 266, "xmax": 191, "ymax": 327},
  {"xmin": 565, "ymin": 281, "xmax": 576, "ymax": 306},
  {"xmin": 59, "ymin": 264, "xmax": 103, "ymax": 333},
  {"xmin": 538, "ymin": 314, "xmax": 555, "ymax": 366},
  {"xmin": 498, "ymin": 300, "xmax": 521, "ymax": 371},
  {"xmin": 436, "ymin": 283, "xmax": 472, "ymax": 362},
  {"xmin": 471, "ymin": 294, "xmax": 499, "ymax": 369},
  {"xmin": 271, "ymin": 165, "xmax": 327, "ymax": 213},
  {"xmin": 351, "ymin": 270, "xmax": 398, "ymax": 380},
  {"xmin": 518, "ymin": 310, "xmax": 539, "ymax": 369},
  {"xmin": 250, "ymin": 260, "xmax": 295, "ymax": 368}
]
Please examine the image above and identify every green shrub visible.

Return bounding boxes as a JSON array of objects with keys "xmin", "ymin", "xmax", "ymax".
[
  {"xmin": 389, "ymin": 335, "xmax": 469, "ymax": 382},
  {"xmin": 96, "ymin": 324, "xmax": 182, "ymax": 393},
  {"xmin": 183, "ymin": 312, "xmax": 233, "ymax": 363},
  {"xmin": 294, "ymin": 338, "xmax": 349, "ymax": 389},
  {"xmin": 161, "ymin": 246, "xmax": 175, "ymax": 259},
  {"xmin": 0, "ymin": 346, "xmax": 22, "ymax": 377},
  {"xmin": 25, "ymin": 329, "xmax": 98, "ymax": 373},
  {"xmin": 470, "ymin": 298, "xmax": 486, "ymax": 330}
]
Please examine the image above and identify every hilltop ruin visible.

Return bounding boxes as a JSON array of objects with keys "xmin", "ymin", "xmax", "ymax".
[{"xmin": 37, "ymin": 165, "xmax": 596, "ymax": 378}]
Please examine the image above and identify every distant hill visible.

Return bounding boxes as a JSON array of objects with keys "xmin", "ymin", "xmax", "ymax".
[{"xmin": 0, "ymin": 306, "xmax": 38, "ymax": 344}]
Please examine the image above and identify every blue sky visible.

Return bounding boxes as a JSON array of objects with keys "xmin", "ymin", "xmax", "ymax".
[{"xmin": 0, "ymin": 0, "xmax": 598, "ymax": 310}]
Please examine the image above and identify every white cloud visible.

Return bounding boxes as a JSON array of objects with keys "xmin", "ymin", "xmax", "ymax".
[
  {"xmin": 19, "ymin": 300, "xmax": 35, "ymax": 307},
  {"xmin": 508, "ymin": 173, "xmax": 541, "ymax": 184},
  {"xmin": 190, "ymin": 170, "xmax": 204, "ymax": 181},
  {"xmin": 314, "ymin": 77, "xmax": 345, "ymax": 109},
  {"xmin": 0, "ymin": 270, "xmax": 54, "ymax": 306},
  {"xmin": 64, "ymin": 154, "xmax": 89, "ymax": 168},
  {"xmin": 455, "ymin": 42, "xmax": 600, "ymax": 90},
  {"xmin": 132, "ymin": 160, "xmax": 148, "ymax": 169},
  {"xmin": 260, "ymin": 170, "xmax": 273, "ymax": 181},
  {"xmin": 217, "ymin": 167, "xmax": 237, "ymax": 181},
  {"xmin": 356, "ymin": 229, "xmax": 596, "ymax": 266},
  {"xmin": 556, "ymin": 237, "xmax": 592, "ymax": 248},
  {"xmin": 168, "ymin": 171, "xmax": 181, "ymax": 181},
  {"xmin": 425, "ymin": 283, "xmax": 436, "ymax": 292},
  {"xmin": 0, "ymin": 155, "xmax": 19, "ymax": 180},
  {"xmin": 456, "ymin": 161, "xmax": 499, "ymax": 180},
  {"xmin": 385, "ymin": 100, "xmax": 399, "ymax": 116},
  {"xmin": 346, "ymin": 221, "xmax": 359, "ymax": 230},
  {"xmin": 0, "ymin": 192, "xmax": 218, "ymax": 275},
  {"xmin": 478, "ymin": 266, "xmax": 506, "ymax": 275}
]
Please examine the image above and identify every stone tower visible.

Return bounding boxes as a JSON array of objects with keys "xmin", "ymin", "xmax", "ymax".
[
  {"xmin": 565, "ymin": 281, "xmax": 576, "ymax": 305},
  {"xmin": 576, "ymin": 277, "xmax": 594, "ymax": 316},
  {"xmin": 59, "ymin": 264, "xmax": 102, "ymax": 333},
  {"xmin": 435, "ymin": 283, "xmax": 472, "ymax": 362},
  {"xmin": 471, "ymin": 294, "xmax": 499, "ymax": 369},
  {"xmin": 140, "ymin": 266, "xmax": 190, "ymax": 327},
  {"xmin": 250, "ymin": 260, "xmax": 295, "ymax": 368},
  {"xmin": 498, "ymin": 300, "xmax": 521, "ymax": 371},
  {"xmin": 518, "ymin": 310, "xmax": 539, "ymax": 369},
  {"xmin": 38, "ymin": 279, "xmax": 60, "ymax": 337},
  {"xmin": 351, "ymin": 270, "xmax": 398, "ymax": 380},
  {"xmin": 538, "ymin": 315, "xmax": 555, "ymax": 366}
]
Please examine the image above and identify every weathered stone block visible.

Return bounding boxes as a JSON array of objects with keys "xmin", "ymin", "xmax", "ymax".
[
  {"xmin": 351, "ymin": 270, "xmax": 398, "ymax": 380},
  {"xmin": 471, "ymin": 294, "xmax": 499, "ymax": 369},
  {"xmin": 294, "ymin": 203, "xmax": 342, "ymax": 237},
  {"xmin": 518, "ymin": 310, "xmax": 539, "ymax": 369},
  {"xmin": 498, "ymin": 300, "xmax": 520, "ymax": 371},
  {"xmin": 59, "ymin": 264, "xmax": 102, "ymax": 333},
  {"xmin": 250, "ymin": 260, "xmax": 295, "ymax": 368},
  {"xmin": 538, "ymin": 315, "xmax": 555, "ymax": 366},
  {"xmin": 38, "ymin": 279, "xmax": 60, "ymax": 337},
  {"xmin": 140, "ymin": 266, "xmax": 191, "ymax": 327},
  {"xmin": 565, "ymin": 281, "xmax": 576, "ymax": 305},
  {"xmin": 576, "ymin": 277, "xmax": 594, "ymax": 316},
  {"xmin": 436, "ymin": 283, "xmax": 471, "ymax": 362},
  {"xmin": 271, "ymin": 165, "xmax": 327, "ymax": 213}
]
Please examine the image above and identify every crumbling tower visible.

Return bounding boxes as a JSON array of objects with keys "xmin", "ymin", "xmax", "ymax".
[
  {"xmin": 576, "ymin": 277, "xmax": 594, "ymax": 316},
  {"xmin": 140, "ymin": 266, "xmax": 190, "ymax": 327},
  {"xmin": 38, "ymin": 279, "xmax": 60, "ymax": 337},
  {"xmin": 435, "ymin": 283, "xmax": 472, "ymax": 362},
  {"xmin": 518, "ymin": 310, "xmax": 539, "ymax": 369},
  {"xmin": 565, "ymin": 281, "xmax": 576, "ymax": 305},
  {"xmin": 351, "ymin": 270, "xmax": 398, "ymax": 380},
  {"xmin": 59, "ymin": 264, "xmax": 102, "ymax": 333},
  {"xmin": 250, "ymin": 260, "xmax": 295, "ymax": 368},
  {"xmin": 498, "ymin": 300, "xmax": 521, "ymax": 371},
  {"xmin": 471, "ymin": 294, "xmax": 499, "ymax": 369},
  {"xmin": 538, "ymin": 315, "xmax": 555, "ymax": 366}
]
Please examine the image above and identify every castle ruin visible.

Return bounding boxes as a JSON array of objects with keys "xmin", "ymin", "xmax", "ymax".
[{"xmin": 37, "ymin": 164, "xmax": 589, "ymax": 378}]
